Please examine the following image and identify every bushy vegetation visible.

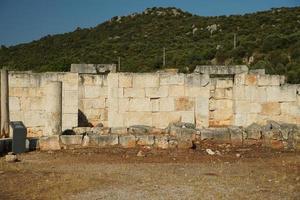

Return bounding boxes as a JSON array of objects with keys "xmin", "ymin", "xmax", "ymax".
[{"xmin": 1, "ymin": 7, "xmax": 300, "ymax": 83}]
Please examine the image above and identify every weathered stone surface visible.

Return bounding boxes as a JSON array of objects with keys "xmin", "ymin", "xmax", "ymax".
[
  {"xmin": 175, "ymin": 97, "xmax": 194, "ymax": 111},
  {"xmin": 128, "ymin": 125, "xmax": 152, "ymax": 134},
  {"xmin": 5, "ymin": 153, "xmax": 18, "ymax": 162},
  {"xmin": 228, "ymin": 126, "xmax": 244, "ymax": 145},
  {"xmin": 200, "ymin": 128, "xmax": 231, "ymax": 142},
  {"xmin": 261, "ymin": 102, "xmax": 281, "ymax": 115},
  {"xmin": 245, "ymin": 123, "xmax": 262, "ymax": 140},
  {"xmin": 60, "ymin": 135, "xmax": 83, "ymax": 145},
  {"xmin": 39, "ymin": 136, "xmax": 61, "ymax": 151},
  {"xmin": 98, "ymin": 135, "xmax": 118, "ymax": 147},
  {"xmin": 73, "ymin": 127, "xmax": 92, "ymax": 135},
  {"xmin": 168, "ymin": 138, "xmax": 178, "ymax": 148},
  {"xmin": 110, "ymin": 127, "xmax": 128, "ymax": 135},
  {"xmin": 154, "ymin": 135, "xmax": 169, "ymax": 149},
  {"xmin": 119, "ymin": 135, "xmax": 136, "ymax": 148},
  {"xmin": 145, "ymin": 86, "xmax": 168, "ymax": 98},
  {"xmin": 136, "ymin": 135, "xmax": 155, "ymax": 146},
  {"xmin": 82, "ymin": 135, "xmax": 89, "ymax": 147},
  {"xmin": 159, "ymin": 98, "xmax": 175, "ymax": 111}
]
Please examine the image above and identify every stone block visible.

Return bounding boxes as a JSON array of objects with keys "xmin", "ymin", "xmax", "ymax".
[
  {"xmin": 185, "ymin": 87, "xmax": 210, "ymax": 97},
  {"xmin": 118, "ymin": 73, "xmax": 132, "ymax": 88},
  {"xmin": 150, "ymin": 98, "xmax": 160, "ymax": 112},
  {"xmin": 129, "ymin": 98, "xmax": 151, "ymax": 112},
  {"xmin": 215, "ymin": 79, "xmax": 233, "ymax": 88},
  {"xmin": 200, "ymin": 128, "xmax": 230, "ymax": 142},
  {"xmin": 195, "ymin": 96, "xmax": 209, "ymax": 128},
  {"xmin": 110, "ymin": 127, "xmax": 128, "ymax": 135},
  {"xmin": 145, "ymin": 86, "xmax": 168, "ymax": 98},
  {"xmin": 160, "ymin": 73, "xmax": 184, "ymax": 85},
  {"xmin": 159, "ymin": 97, "xmax": 175, "ymax": 112},
  {"xmin": 185, "ymin": 74, "xmax": 210, "ymax": 87},
  {"xmin": 64, "ymin": 90, "xmax": 78, "ymax": 106},
  {"xmin": 245, "ymin": 123, "xmax": 262, "ymax": 140},
  {"xmin": 60, "ymin": 135, "xmax": 83, "ymax": 145},
  {"xmin": 30, "ymin": 97, "xmax": 43, "ymax": 110},
  {"xmin": 234, "ymin": 101, "xmax": 261, "ymax": 114},
  {"xmin": 245, "ymin": 74, "xmax": 257, "ymax": 86},
  {"xmin": 257, "ymin": 75, "xmax": 282, "ymax": 86},
  {"xmin": 175, "ymin": 97, "xmax": 194, "ymax": 111},
  {"xmin": 168, "ymin": 85, "xmax": 185, "ymax": 97},
  {"xmin": 152, "ymin": 112, "xmax": 180, "ymax": 128},
  {"xmin": 132, "ymin": 74, "xmax": 159, "ymax": 88},
  {"xmin": 9, "ymin": 97, "xmax": 21, "ymax": 111},
  {"xmin": 136, "ymin": 135, "xmax": 155, "ymax": 146},
  {"xmin": 280, "ymin": 102, "xmax": 300, "ymax": 116},
  {"xmin": 84, "ymin": 85, "xmax": 107, "ymax": 98},
  {"xmin": 109, "ymin": 87, "xmax": 123, "ymax": 98},
  {"xmin": 123, "ymin": 88, "xmax": 145, "ymax": 98},
  {"xmin": 119, "ymin": 135, "xmax": 136, "ymax": 148},
  {"xmin": 180, "ymin": 111, "xmax": 195, "ymax": 124},
  {"xmin": 62, "ymin": 113, "xmax": 78, "ymax": 130},
  {"xmin": 154, "ymin": 135, "xmax": 169, "ymax": 149},
  {"xmin": 228, "ymin": 126, "xmax": 244, "ymax": 145},
  {"xmin": 39, "ymin": 136, "xmax": 61, "ymax": 151},
  {"xmin": 261, "ymin": 102, "xmax": 281, "ymax": 115},
  {"xmin": 124, "ymin": 112, "xmax": 152, "ymax": 127},
  {"xmin": 107, "ymin": 73, "xmax": 119, "ymax": 88},
  {"xmin": 118, "ymin": 98, "xmax": 130, "ymax": 113},
  {"xmin": 108, "ymin": 111, "xmax": 124, "ymax": 127},
  {"xmin": 98, "ymin": 135, "xmax": 119, "ymax": 147},
  {"xmin": 107, "ymin": 97, "xmax": 119, "ymax": 112},
  {"xmin": 234, "ymin": 73, "xmax": 246, "ymax": 85},
  {"xmin": 24, "ymin": 111, "xmax": 45, "ymax": 127}
]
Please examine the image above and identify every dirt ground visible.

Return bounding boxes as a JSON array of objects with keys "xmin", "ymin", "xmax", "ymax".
[{"xmin": 0, "ymin": 143, "xmax": 299, "ymax": 200}]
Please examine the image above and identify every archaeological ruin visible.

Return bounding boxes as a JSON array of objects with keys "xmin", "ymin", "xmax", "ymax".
[{"xmin": 0, "ymin": 64, "xmax": 300, "ymax": 152}]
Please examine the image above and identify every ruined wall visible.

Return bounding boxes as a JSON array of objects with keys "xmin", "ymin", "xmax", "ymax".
[
  {"xmin": 233, "ymin": 74, "xmax": 300, "ymax": 126},
  {"xmin": 5, "ymin": 69, "xmax": 300, "ymax": 137},
  {"xmin": 78, "ymin": 74, "xmax": 108, "ymax": 127},
  {"xmin": 107, "ymin": 73, "xmax": 210, "ymax": 128},
  {"xmin": 8, "ymin": 72, "xmax": 78, "ymax": 136}
]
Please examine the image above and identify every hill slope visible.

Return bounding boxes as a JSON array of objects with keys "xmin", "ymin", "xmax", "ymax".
[{"xmin": 1, "ymin": 7, "xmax": 300, "ymax": 83}]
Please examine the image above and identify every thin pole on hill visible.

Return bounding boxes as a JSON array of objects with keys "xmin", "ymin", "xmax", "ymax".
[
  {"xmin": 118, "ymin": 57, "xmax": 121, "ymax": 72},
  {"xmin": 163, "ymin": 47, "xmax": 166, "ymax": 67},
  {"xmin": 234, "ymin": 33, "xmax": 237, "ymax": 49}
]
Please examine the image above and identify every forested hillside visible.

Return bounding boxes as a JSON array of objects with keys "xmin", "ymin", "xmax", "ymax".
[{"xmin": 1, "ymin": 7, "xmax": 300, "ymax": 83}]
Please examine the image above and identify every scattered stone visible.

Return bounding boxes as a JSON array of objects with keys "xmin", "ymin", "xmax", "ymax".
[
  {"xmin": 168, "ymin": 138, "xmax": 178, "ymax": 149},
  {"xmin": 236, "ymin": 153, "xmax": 241, "ymax": 158},
  {"xmin": 136, "ymin": 135, "xmax": 155, "ymax": 146},
  {"xmin": 98, "ymin": 135, "xmax": 119, "ymax": 147},
  {"xmin": 206, "ymin": 149, "xmax": 215, "ymax": 155},
  {"xmin": 137, "ymin": 150, "xmax": 144, "ymax": 157},
  {"xmin": 92, "ymin": 127, "xmax": 110, "ymax": 135},
  {"xmin": 154, "ymin": 135, "xmax": 169, "ymax": 149},
  {"xmin": 119, "ymin": 135, "xmax": 136, "ymax": 148},
  {"xmin": 82, "ymin": 135, "xmax": 90, "ymax": 147},
  {"xmin": 39, "ymin": 136, "xmax": 61, "ymax": 151},
  {"xmin": 170, "ymin": 122, "xmax": 196, "ymax": 129},
  {"xmin": 110, "ymin": 127, "xmax": 128, "ymax": 135},
  {"xmin": 201, "ymin": 128, "xmax": 230, "ymax": 143},
  {"xmin": 0, "ymin": 171, "xmax": 4, "ymax": 174},
  {"xmin": 5, "ymin": 153, "xmax": 18, "ymax": 162},
  {"xmin": 60, "ymin": 135, "xmax": 83, "ymax": 145},
  {"xmin": 215, "ymin": 150, "xmax": 222, "ymax": 156}
]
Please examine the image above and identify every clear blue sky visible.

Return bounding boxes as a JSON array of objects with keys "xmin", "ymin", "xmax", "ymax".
[{"xmin": 0, "ymin": 0, "xmax": 299, "ymax": 46}]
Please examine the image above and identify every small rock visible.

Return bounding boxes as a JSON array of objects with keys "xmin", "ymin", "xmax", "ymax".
[
  {"xmin": 137, "ymin": 150, "xmax": 144, "ymax": 157},
  {"xmin": 5, "ymin": 154, "xmax": 18, "ymax": 162},
  {"xmin": 82, "ymin": 135, "xmax": 90, "ymax": 147},
  {"xmin": 206, "ymin": 149, "xmax": 215, "ymax": 155},
  {"xmin": 215, "ymin": 150, "xmax": 222, "ymax": 156},
  {"xmin": 0, "ymin": 171, "xmax": 4, "ymax": 174},
  {"xmin": 236, "ymin": 153, "xmax": 241, "ymax": 158}
]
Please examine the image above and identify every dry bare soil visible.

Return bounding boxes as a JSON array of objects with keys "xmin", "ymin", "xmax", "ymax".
[{"xmin": 0, "ymin": 144, "xmax": 299, "ymax": 200}]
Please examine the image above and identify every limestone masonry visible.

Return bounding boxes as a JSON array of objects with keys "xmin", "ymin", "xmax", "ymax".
[{"xmin": 7, "ymin": 65, "xmax": 300, "ymax": 138}]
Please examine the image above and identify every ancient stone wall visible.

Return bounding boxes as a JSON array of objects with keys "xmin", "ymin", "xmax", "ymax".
[
  {"xmin": 8, "ymin": 72, "xmax": 78, "ymax": 136},
  {"xmin": 78, "ymin": 74, "xmax": 108, "ymax": 126},
  {"xmin": 107, "ymin": 73, "xmax": 210, "ymax": 128},
  {"xmin": 5, "ymin": 69, "xmax": 300, "ymax": 137},
  {"xmin": 233, "ymin": 73, "xmax": 300, "ymax": 126}
]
